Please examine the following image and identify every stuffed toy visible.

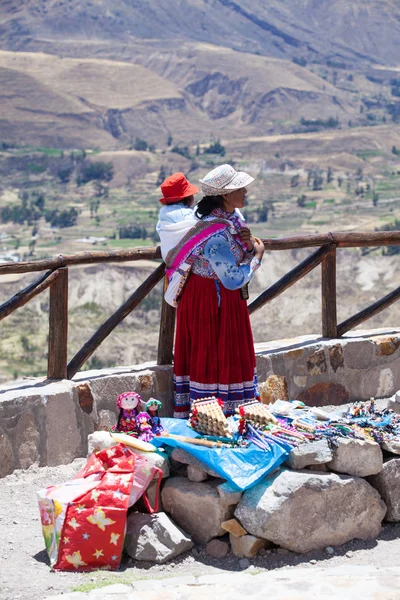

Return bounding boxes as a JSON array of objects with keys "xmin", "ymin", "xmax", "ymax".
[
  {"xmin": 136, "ymin": 412, "xmax": 154, "ymax": 442},
  {"xmin": 113, "ymin": 392, "xmax": 141, "ymax": 436},
  {"xmin": 146, "ymin": 398, "xmax": 164, "ymax": 435}
]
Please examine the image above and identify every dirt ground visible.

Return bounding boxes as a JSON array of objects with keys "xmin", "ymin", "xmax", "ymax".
[{"xmin": 2, "ymin": 457, "xmax": 400, "ymax": 600}]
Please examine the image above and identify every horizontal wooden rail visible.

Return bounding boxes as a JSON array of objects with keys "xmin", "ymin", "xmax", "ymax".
[
  {"xmin": 0, "ymin": 231, "xmax": 398, "ymax": 277},
  {"xmin": 0, "ymin": 246, "xmax": 162, "ymax": 276},
  {"xmin": 248, "ymin": 245, "xmax": 332, "ymax": 315},
  {"xmin": 67, "ymin": 263, "xmax": 165, "ymax": 379},
  {"xmin": 0, "ymin": 269, "xmax": 59, "ymax": 321},
  {"xmin": 337, "ymin": 285, "xmax": 400, "ymax": 337}
]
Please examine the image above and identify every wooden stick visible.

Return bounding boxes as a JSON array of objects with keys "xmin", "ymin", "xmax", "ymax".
[
  {"xmin": 337, "ymin": 285, "xmax": 400, "ymax": 337},
  {"xmin": 321, "ymin": 245, "xmax": 337, "ymax": 338},
  {"xmin": 248, "ymin": 245, "xmax": 332, "ymax": 315},
  {"xmin": 0, "ymin": 247, "xmax": 162, "ymax": 275},
  {"xmin": 48, "ymin": 267, "xmax": 68, "ymax": 379},
  {"xmin": 162, "ymin": 432, "xmax": 230, "ymax": 448},
  {"xmin": 157, "ymin": 275, "xmax": 176, "ymax": 365},
  {"xmin": 67, "ymin": 263, "xmax": 165, "ymax": 379},
  {"xmin": 0, "ymin": 269, "xmax": 60, "ymax": 321}
]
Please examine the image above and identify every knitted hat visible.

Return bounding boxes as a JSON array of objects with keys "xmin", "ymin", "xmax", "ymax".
[{"xmin": 116, "ymin": 392, "xmax": 141, "ymax": 409}]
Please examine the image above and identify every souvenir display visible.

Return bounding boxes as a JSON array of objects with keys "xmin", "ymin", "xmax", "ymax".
[{"xmin": 189, "ymin": 397, "xmax": 233, "ymax": 438}]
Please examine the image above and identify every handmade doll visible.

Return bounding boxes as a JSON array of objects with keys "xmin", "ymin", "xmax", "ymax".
[
  {"xmin": 113, "ymin": 391, "xmax": 141, "ymax": 436},
  {"xmin": 136, "ymin": 412, "xmax": 154, "ymax": 442},
  {"xmin": 146, "ymin": 398, "xmax": 164, "ymax": 435}
]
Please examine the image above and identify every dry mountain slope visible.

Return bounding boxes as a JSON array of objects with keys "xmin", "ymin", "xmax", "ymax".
[
  {"xmin": 0, "ymin": 46, "xmax": 356, "ymax": 148},
  {"xmin": 1, "ymin": 0, "xmax": 400, "ymax": 65}
]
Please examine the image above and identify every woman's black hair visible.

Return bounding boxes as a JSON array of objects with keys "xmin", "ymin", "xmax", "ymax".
[{"xmin": 195, "ymin": 195, "xmax": 224, "ymax": 218}]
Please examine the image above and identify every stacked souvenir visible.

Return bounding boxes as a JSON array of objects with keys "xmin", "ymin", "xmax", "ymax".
[
  {"xmin": 237, "ymin": 400, "xmax": 278, "ymax": 426},
  {"xmin": 189, "ymin": 397, "xmax": 233, "ymax": 438}
]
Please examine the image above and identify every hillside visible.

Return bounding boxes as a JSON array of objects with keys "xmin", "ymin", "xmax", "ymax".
[{"xmin": 2, "ymin": 0, "xmax": 400, "ymax": 65}]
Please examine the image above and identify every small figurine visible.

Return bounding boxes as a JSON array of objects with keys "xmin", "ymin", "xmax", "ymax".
[
  {"xmin": 113, "ymin": 392, "xmax": 141, "ymax": 436},
  {"xmin": 136, "ymin": 411, "xmax": 154, "ymax": 442},
  {"xmin": 146, "ymin": 398, "xmax": 164, "ymax": 435}
]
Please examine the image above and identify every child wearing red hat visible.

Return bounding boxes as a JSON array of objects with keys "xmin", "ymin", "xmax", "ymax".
[{"xmin": 156, "ymin": 172, "xmax": 199, "ymax": 259}]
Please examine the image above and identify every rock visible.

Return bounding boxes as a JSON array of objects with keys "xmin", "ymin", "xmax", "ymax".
[
  {"xmin": 368, "ymin": 458, "xmax": 400, "ymax": 521},
  {"xmin": 387, "ymin": 390, "xmax": 400, "ymax": 415},
  {"xmin": 87, "ymin": 431, "xmax": 117, "ymax": 456},
  {"xmin": 325, "ymin": 546, "xmax": 334, "ymax": 555},
  {"xmin": 277, "ymin": 547, "xmax": 289, "ymax": 555},
  {"xmin": 346, "ymin": 551, "xmax": 353, "ymax": 558},
  {"xmin": 0, "ymin": 428, "xmax": 15, "ymax": 478},
  {"xmin": 124, "ymin": 512, "xmax": 193, "ymax": 563},
  {"xmin": 298, "ymin": 382, "xmax": 349, "ymax": 407},
  {"xmin": 221, "ymin": 518, "xmax": 247, "ymax": 537},
  {"xmin": 234, "ymin": 469, "xmax": 386, "ymax": 553},
  {"xmin": 187, "ymin": 465, "xmax": 208, "ymax": 482},
  {"xmin": 15, "ymin": 412, "xmax": 39, "ymax": 469},
  {"xmin": 310, "ymin": 559, "xmax": 317, "ymax": 565},
  {"xmin": 259, "ymin": 375, "xmax": 288, "ymax": 404},
  {"xmin": 97, "ymin": 409, "xmax": 117, "ymax": 431},
  {"xmin": 206, "ymin": 539, "xmax": 230, "ymax": 559},
  {"xmin": 162, "ymin": 477, "xmax": 235, "ymax": 544},
  {"xmin": 217, "ymin": 482, "xmax": 243, "ymax": 507},
  {"xmin": 230, "ymin": 534, "xmax": 266, "ymax": 558},
  {"xmin": 327, "ymin": 438, "xmax": 383, "ymax": 477},
  {"xmin": 239, "ymin": 558, "xmax": 250, "ymax": 569},
  {"xmin": 170, "ymin": 448, "xmax": 220, "ymax": 478},
  {"xmin": 287, "ymin": 440, "xmax": 333, "ymax": 470}
]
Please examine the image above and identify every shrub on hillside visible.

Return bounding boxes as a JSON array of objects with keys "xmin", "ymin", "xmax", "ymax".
[{"xmin": 77, "ymin": 161, "xmax": 114, "ymax": 185}]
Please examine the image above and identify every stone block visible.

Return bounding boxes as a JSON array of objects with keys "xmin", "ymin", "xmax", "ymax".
[
  {"xmin": 343, "ymin": 340, "xmax": 374, "ymax": 370},
  {"xmin": 206, "ymin": 539, "xmax": 230, "ymax": 558},
  {"xmin": 187, "ymin": 465, "xmax": 208, "ymax": 482},
  {"xmin": 235, "ymin": 469, "xmax": 386, "ymax": 553},
  {"xmin": 287, "ymin": 439, "xmax": 333, "ymax": 470},
  {"xmin": 170, "ymin": 447, "xmax": 220, "ymax": 478},
  {"xmin": 217, "ymin": 482, "xmax": 243, "ymax": 507},
  {"xmin": 97, "ymin": 409, "xmax": 117, "ymax": 431},
  {"xmin": 0, "ymin": 427, "xmax": 15, "ymax": 477},
  {"xmin": 221, "ymin": 518, "xmax": 247, "ymax": 537},
  {"xmin": 329, "ymin": 344, "xmax": 344, "ymax": 373},
  {"xmin": 259, "ymin": 375, "xmax": 288, "ymax": 404},
  {"xmin": 230, "ymin": 534, "xmax": 266, "ymax": 558},
  {"xmin": 368, "ymin": 458, "xmax": 400, "ymax": 521},
  {"xmin": 327, "ymin": 438, "xmax": 383, "ymax": 477},
  {"xmin": 298, "ymin": 382, "xmax": 349, "ymax": 407},
  {"xmin": 87, "ymin": 431, "xmax": 117, "ymax": 456},
  {"xmin": 125, "ymin": 511, "xmax": 193, "ymax": 563},
  {"xmin": 15, "ymin": 412, "xmax": 40, "ymax": 469},
  {"xmin": 162, "ymin": 477, "xmax": 235, "ymax": 543},
  {"xmin": 387, "ymin": 390, "xmax": 400, "ymax": 415},
  {"xmin": 44, "ymin": 389, "xmax": 83, "ymax": 466}
]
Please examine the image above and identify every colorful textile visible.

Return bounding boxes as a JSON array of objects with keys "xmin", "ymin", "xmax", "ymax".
[
  {"xmin": 174, "ymin": 274, "xmax": 258, "ymax": 418},
  {"xmin": 37, "ymin": 445, "xmax": 161, "ymax": 571}
]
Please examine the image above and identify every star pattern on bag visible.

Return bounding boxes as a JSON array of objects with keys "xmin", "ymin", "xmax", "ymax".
[
  {"xmin": 87, "ymin": 508, "xmax": 116, "ymax": 531},
  {"xmin": 110, "ymin": 532, "xmax": 120, "ymax": 546},
  {"xmin": 65, "ymin": 551, "xmax": 87, "ymax": 569},
  {"xmin": 68, "ymin": 518, "xmax": 80, "ymax": 530}
]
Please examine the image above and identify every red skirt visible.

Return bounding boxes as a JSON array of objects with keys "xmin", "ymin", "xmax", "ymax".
[{"xmin": 173, "ymin": 274, "xmax": 258, "ymax": 418}]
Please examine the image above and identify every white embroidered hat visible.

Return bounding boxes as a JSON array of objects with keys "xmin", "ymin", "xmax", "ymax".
[{"xmin": 199, "ymin": 164, "xmax": 255, "ymax": 196}]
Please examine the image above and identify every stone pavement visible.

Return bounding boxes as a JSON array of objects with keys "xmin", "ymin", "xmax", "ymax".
[{"xmin": 46, "ymin": 565, "xmax": 400, "ymax": 600}]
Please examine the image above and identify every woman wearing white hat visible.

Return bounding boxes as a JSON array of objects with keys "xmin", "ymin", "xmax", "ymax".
[{"xmin": 169, "ymin": 164, "xmax": 265, "ymax": 418}]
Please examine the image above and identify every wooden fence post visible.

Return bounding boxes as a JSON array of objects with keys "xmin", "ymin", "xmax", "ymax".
[
  {"xmin": 321, "ymin": 246, "xmax": 337, "ymax": 338},
  {"xmin": 157, "ymin": 275, "xmax": 176, "ymax": 365},
  {"xmin": 48, "ymin": 267, "xmax": 68, "ymax": 379}
]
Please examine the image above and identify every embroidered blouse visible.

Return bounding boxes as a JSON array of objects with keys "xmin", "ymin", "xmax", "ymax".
[{"xmin": 191, "ymin": 208, "xmax": 260, "ymax": 290}]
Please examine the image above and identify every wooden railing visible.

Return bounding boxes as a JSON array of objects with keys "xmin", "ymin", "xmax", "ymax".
[{"xmin": 0, "ymin": 232, "xmax": 399, "ymax": 380}]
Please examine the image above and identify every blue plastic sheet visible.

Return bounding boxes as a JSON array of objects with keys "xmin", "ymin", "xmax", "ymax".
[{"xmin": 152, "ymin": 418, "xmax": 289, "ymax": 491}]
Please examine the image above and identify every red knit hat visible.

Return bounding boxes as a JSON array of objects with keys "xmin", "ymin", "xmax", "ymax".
[{"xmin": 159, "ymin": 172, "xmax": 200, "ymax": 205}]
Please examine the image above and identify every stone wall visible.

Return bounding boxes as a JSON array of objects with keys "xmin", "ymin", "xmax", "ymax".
[
  {"xmin": 0, "ymin": 363, "xmax": 173, "ymax": 478},
  {"xmin": 0, "ymin": 328, "xmax": 399, "ymax": 478},
  {"xmin": 256, "ymin": 328, "xmax": 400, "ymax": 406}
]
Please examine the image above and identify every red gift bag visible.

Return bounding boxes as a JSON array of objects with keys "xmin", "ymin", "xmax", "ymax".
[{"xmin": 37, "ymin": 444, "xmax": 162, "ymax": 571}]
